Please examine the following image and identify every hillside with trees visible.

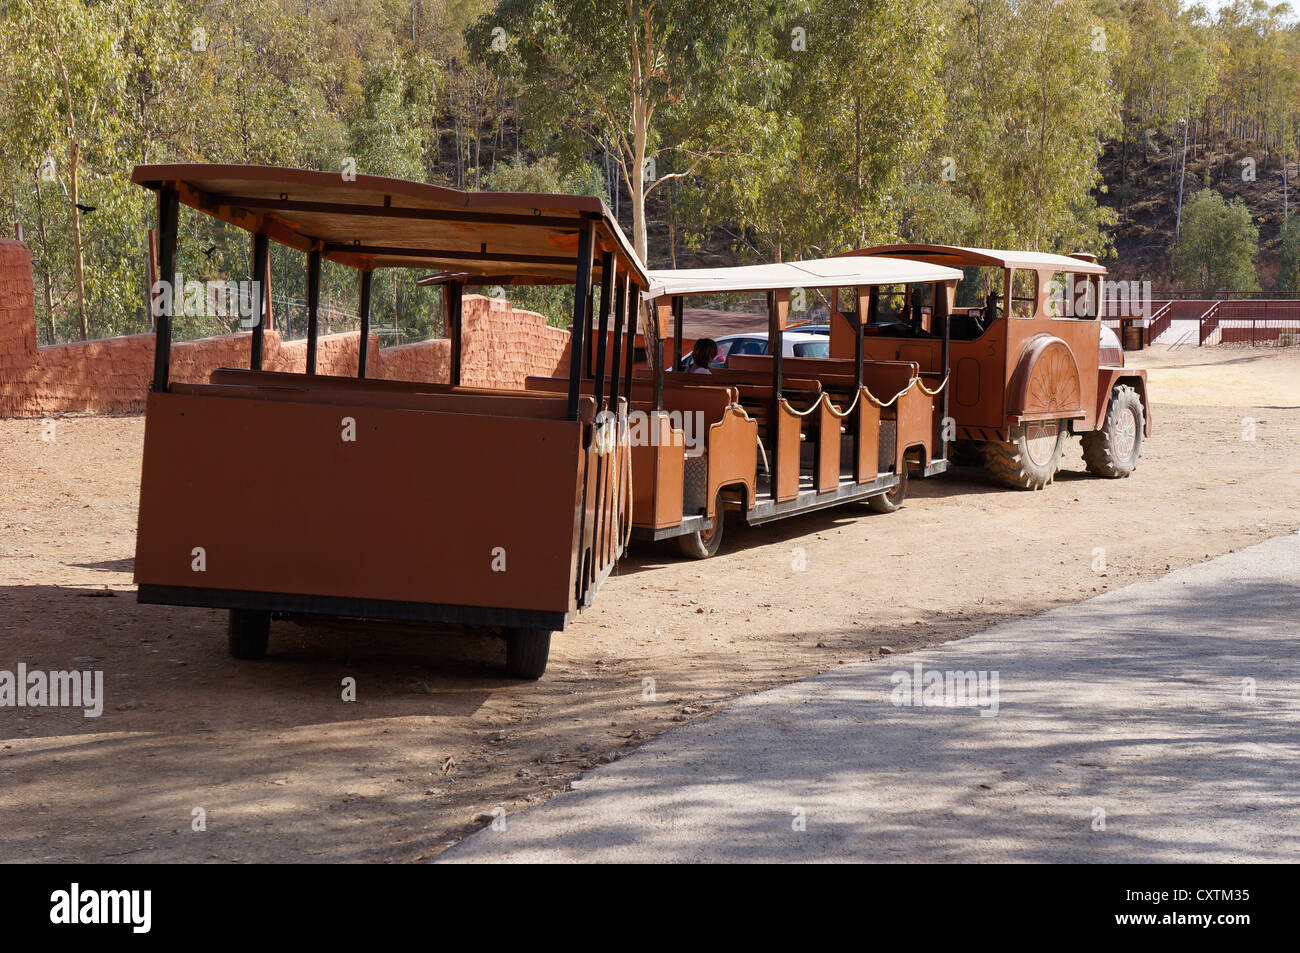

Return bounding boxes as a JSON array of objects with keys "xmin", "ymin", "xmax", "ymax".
[{"xmin": 5, "ymin": 0, "xmax": 1300, "ymax": 344}]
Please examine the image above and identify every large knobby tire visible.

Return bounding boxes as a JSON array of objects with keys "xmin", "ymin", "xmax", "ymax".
[
  {"xmin": 228, "ymin": 609, "xmax": 270, "ymax": 659},
  {"xmin": 948, "ymin": 439, "xmax": 986, "ymax": 468},
  {"xmin": 984, "ymin": 421, "xmax": 1065, "ymax": 490},
  {"xmin": 678, "ymin": 502, "xmax": 725, "ymax": 559},
  {"xmin": 505, "ymin": 628, "xmax": 552, "ymax": 680},
  {"xmin": 1082, "ymin": 384, "xmax": 1144, "ymax": 478},
  {"xmin": 867, "ymin": 464, "xmax": 908, "ymax": 513}
]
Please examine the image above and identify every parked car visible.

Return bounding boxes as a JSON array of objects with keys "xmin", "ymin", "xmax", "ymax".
[{"xmin": 680, "ymin": 330, "xmax": 830, "ymax": 369}]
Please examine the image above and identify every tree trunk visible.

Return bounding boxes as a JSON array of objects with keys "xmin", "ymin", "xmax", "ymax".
[
  {"xmin": 69, "ymin": 139, "xmax": 88, "ymax": 340},
  {"xmin": 33, "ymin": 169, "xmax": 56, "ymax": 343},
  {"xmin": 630, "ymin": 90, "xmax": 649, "ymax": 263}
]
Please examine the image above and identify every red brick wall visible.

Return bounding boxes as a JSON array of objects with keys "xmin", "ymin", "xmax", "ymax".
[{"xmin": 0, "ymin": 240, "xmax": 573, "ymax": 417}]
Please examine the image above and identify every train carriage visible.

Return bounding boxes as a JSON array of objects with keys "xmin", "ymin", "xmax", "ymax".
[
  {"xmin": 528, "ymin": 256, "xmax": 965, "ymax": 557},
  {"xmin": 130, "ymin": 164, "xmax": 648, "ymax": 678}
]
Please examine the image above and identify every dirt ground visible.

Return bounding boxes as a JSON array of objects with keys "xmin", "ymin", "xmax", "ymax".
[{"xmin": 1, "ymin": 346, "xmax": 1297, "ymax": 862}]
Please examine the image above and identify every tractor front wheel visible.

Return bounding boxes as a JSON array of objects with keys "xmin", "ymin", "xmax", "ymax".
[
  {"xmin": 1082, "ymin": 384, "xmax": 1144, "ymax": 478},
  {"xmin": 984, "ymin": 421, "xmax": 1065, "ymax": 490}
]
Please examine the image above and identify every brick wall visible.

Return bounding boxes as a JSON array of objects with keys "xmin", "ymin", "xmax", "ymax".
[{"xmin": 0, "ymin": 240, "xmax": 573, "ymax": 417}]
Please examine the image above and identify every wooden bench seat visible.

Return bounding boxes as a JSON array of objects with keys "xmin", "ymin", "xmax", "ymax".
[{"xmin": 172, "ymin": 380, "xmax": 577, "ymax": 420}]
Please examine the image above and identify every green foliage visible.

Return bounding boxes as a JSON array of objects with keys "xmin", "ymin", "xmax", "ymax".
[
  {"xmin": 928, "ymin": 0, "xmax": 1121, "ymax": 253},
  {"xmin": 1170, "ymin": 189, "xmax": 1259, "ymax": 291},
  {"xmin": 469, "ymin": 0, "xmax": 793, "ymax": 261},
  {"xmin": 682, "ymin": 0, "xmax": 946, "ymax": 262},
  {"xmin": 10, "ymin": 0, "xmax": 1300, "ymax": 349},
  {"xmin": 1276, "ymin": 214, "xmax": 1300, "ymax": 293},
  {"xmin": 475, "ymin": 156, "xmax": 610, "ymax": 325}
]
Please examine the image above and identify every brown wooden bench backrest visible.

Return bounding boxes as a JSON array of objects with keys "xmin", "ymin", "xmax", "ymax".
[
  {"xmin": 523, "ymin": 375, "xmax": 736, "ymax": 424},
  {"xmin": 172, "ymin": 380, "xmax": 576, "ymax": 420},
  {"xmin": 210, "ymin": 367, "xmax": 523, "ymax": 399},
  {"xmin": 726, "ymin": 355, "xmax": 919, "ymax": 402}
]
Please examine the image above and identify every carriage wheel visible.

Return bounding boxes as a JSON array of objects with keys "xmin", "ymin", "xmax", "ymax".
[
  {"xmin": 505, "ymin": 628, "xmax": 552, "ymax": 680},
  {"xmin": 678, "ymin": 494, "xmax": 726, "ymax": 559},
  {"xmin": 867, "ymin": 465, "xmax": 909, "ymax": 513},
  {"xmin": 228, "ymin": 609, "xmax": 270, "ymax": 659}
]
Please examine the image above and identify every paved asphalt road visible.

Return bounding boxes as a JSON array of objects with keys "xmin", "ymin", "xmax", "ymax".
[{"xmin": 441, "ymin": 533, "xmax": 1300, "ymax": 863}]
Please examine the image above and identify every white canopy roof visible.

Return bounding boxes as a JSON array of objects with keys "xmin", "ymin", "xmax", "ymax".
[
  {"xmin": 645, "ymin": 256, "xmax": 964, "ymax": 299},
  {"xmin": 851, "ymin": 244, "xmax": 1108, "ymax": 276}
]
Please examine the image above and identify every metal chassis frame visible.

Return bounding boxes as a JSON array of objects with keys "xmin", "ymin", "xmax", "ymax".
[{"xmin": 137, "ymin": 584, "xmax": 571, "ymax": 631}]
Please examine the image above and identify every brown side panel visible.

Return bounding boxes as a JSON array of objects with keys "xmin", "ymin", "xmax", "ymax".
[
  {"xmin": 775, "ymin": 403, "xmax": 803, "ymax": 503},
  {"xmin": 855, "ymin": 330, "xmax": 1007, "ymax": 432},
  {"xmin": 630, "ymin": 414, "xmax": 685, "ymax": 529},
  {"xmin": 705, "ymin": 406, "xmax": 758, "ymax": 516},
  {"xmin": 816, "ymin": 398, "xmax": 841, "ymax": 493},
  {"xmin": 895, "ymin": 387, "xmax": 935, "ymax": 473},
  {"xmin": 134, "ymin": 391, "xmax": 582, "ymax": 614},
  {"xmin": 856, "ymin": 396, "xmax": 882, "ymax": 482}
]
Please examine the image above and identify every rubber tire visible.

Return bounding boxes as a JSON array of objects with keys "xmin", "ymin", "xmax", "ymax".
[
  {"xmin": 984, "ymin": 421, "xmax": 1065, "ymax": 490},
  {"xmin": 948, "ymin": 439, "xmax": 986, "ymax": 468},
  {"xmin": 505, "ymin": 628, "xmax": 552, "ymax": 680},
  {"xmin": 678, "ymin": 504, "xmax": 725, "ymax": 559},
  {"xmin": 1082, "ymin": 384, "xmax": 1144, "ymax": 478},
  {"xmin": 228, "ymin": 609, "xmax": 270, "ymax": 660},
  {"xmin": 867, "ymin": 464, "xmax": 908, "ymax": 513}
]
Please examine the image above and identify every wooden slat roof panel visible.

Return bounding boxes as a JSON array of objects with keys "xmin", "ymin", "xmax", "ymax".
[{"xmin": 131, "ymin": 164, "xmax": 648, "ymax": 286}]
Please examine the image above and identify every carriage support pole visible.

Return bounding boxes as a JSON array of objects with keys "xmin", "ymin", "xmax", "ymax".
[
  {"xmin": 249, "ymin": 232, "xmax": 269, "ymax": 370},
  {"xmin": 305, "ymin": 248, "xmax": 321, "ymax": 374},
  {"xmin": 768, "ymin": 289, "xmax": 784, "ymax": 500},
  {"xmin": 609, "ymin": 271, "xmax": 628, "ymax": 411},
  {"xmin": 567, "ymin": 218, "xmax": 594, "ymax": 420},
  {"xmin": 624, "ymin": 286, "xmax": 639, "ymax": 403},
  {"xmin": 594, "ymin": 253, "xmax": 614, "ymax": 409},
  {"xmin": 938, "ymin": 307, "xmax": 951, "ymax": 463},
  {"xmin": 151, "ymin": 187, "xmax": 179, "ymax": 392},
  {"xmin": 672, "ymin": 297, "xmax": 685, "ymax": 372},
  {"xmin": 357, "ymin": 269, "xmax": 373, "ymax": 379},
  {"xmin": 447, "ymin": 279, "xmax": 464, "ymax": 386}
]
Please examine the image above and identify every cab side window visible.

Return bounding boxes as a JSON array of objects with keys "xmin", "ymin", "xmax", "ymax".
[
  {"xmin": 1048, "ymin": 273, "xmax": 1098, "ymax": 319},
  {"xmin": 1010, "ymin": 270, "xmax": 1037, "ymax": 319}
]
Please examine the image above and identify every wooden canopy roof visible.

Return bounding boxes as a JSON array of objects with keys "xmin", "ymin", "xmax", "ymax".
[{"xmin": 131, "ymin": 164, "xmax": 648, "ymax": 287}]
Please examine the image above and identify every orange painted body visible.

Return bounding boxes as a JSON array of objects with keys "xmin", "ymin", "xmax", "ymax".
[
  {"xmin": 133, "ymin": 383, "xmax": 611, "ymax": 621},
  {"xmin": 832, "ymin": 246, "xmax": 1151, "ymax": 441}
]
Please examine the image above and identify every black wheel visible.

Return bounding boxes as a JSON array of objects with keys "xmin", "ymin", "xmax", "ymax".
[
  {"xmin": 505, "ymin": 628, "xmax": 552, "ymax": 679},
  {"xmin": 948, "ymin": 439, "xmax": 986, "ymax": 468},
  {"xmin": 228, "ymin": 609, "xmax": 270, "ymax": 659},
  {"xmin": 1082, "ymin": 384, "xmax": 1144, "ymax": 477},
  {"xmin": 984, "ymin": 420, "xmax": 1065, "ymax": 490},
  {"xmin": 677, "ymin": 499, "xmax": 725, "ymax": 559},
  {"xmin": 867, "ymin": 464, "xmax": 908, "ymax": 513}
]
